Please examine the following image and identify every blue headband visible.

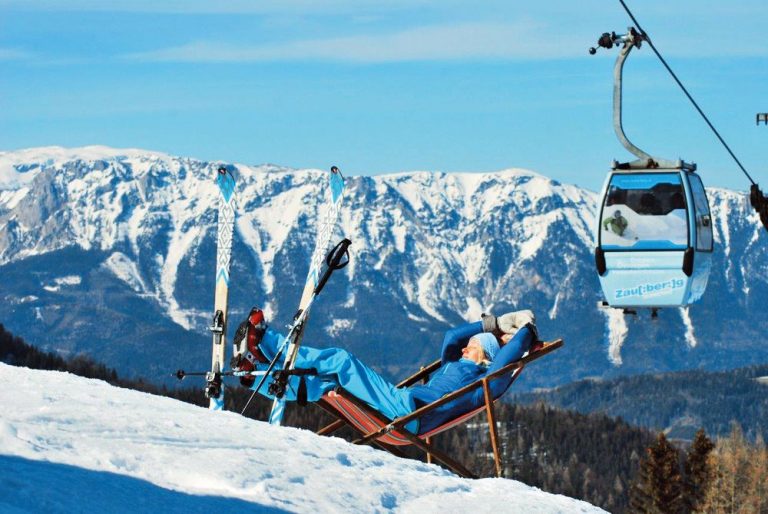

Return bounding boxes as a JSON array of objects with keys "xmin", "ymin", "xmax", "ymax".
[{"xmin": 472, "ymin": 333, "xmax": 500, "ymax": 361}]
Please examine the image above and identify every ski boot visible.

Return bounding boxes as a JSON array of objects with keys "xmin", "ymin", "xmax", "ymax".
[{"xmin": 230, "ymin": 307, "xmax": 268, "ymax": 388}]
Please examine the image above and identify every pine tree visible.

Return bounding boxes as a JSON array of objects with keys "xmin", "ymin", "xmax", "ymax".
[
  {"xmin": 648, "ymin": 433, "xmax": 683, "ymax": 513},
  {"xmin": 629, "ymin": 432, "xmax": 683, "ymax": 514},
  {"xmin": 629, "ymin": 447, "xmax": 655, "ymax": 513},
  {"xmin": 683, "ymin": 428, "xmax": 714, "ymax": 512}
]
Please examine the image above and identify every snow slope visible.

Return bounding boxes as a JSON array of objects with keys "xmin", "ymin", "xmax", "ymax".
[{"xmin": 0, "ymin": 363, "xmax": 604, "ymax": 513}]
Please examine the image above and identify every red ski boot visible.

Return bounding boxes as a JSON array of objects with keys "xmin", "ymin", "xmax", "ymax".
[{"xmin": 230, "ymin": 307, "xmax": 268, "ymax": 388}]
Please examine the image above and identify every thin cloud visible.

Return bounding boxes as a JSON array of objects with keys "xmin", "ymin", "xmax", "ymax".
[
  {"xmin": 0, "ymin": 48, "xmax": 33, "ymax": 61},
  {"xmin": 0, "ymin": 0, "xmax": 439, "ymax": 14},
  {"xmin": 125, "ymin": 22, "xmax": 584, "ymax": 63}
]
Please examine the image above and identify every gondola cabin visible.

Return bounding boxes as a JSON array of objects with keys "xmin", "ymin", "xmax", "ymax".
[{"xmin": 594, "ymin": 164, "xmax": 713, "ymax": 308}]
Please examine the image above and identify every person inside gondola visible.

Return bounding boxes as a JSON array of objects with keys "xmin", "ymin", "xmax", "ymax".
[
  {"xmin": 603, "ymin": 209, "xmax": 629, "ymax": 236},
  {"xmin": 230, "ymin": 309, "xmax": 540, "ymax": 434}
]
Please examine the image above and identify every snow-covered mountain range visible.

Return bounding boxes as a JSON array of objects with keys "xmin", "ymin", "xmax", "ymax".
[
  {"xmin": 0, "ymin": 363, "xmax": 605, "ymax": 513},
  {"xmin": 1, "ymin": 146, "xmax": 766, "ymax": 389}
]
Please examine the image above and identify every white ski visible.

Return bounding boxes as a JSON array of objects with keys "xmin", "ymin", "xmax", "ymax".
[
  {"xmin": 268, "ymin": 166, "xmax": 345, "ymax": 425},
  {"xmin": 206, "ymin": 166, "xmax": 237, "ymax": 410}
]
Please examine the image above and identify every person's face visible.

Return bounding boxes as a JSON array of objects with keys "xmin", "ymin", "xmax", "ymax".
[{"xmin": 462, "ymin": 338, "xmax": 486, "ymax": 364}]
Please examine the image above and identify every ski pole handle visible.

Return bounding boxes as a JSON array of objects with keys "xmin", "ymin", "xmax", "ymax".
[
  {"xmin": 314, "ymin": 238, "xmax": 351, "ymax": 295},
  {"xmin": 326, "ymin": 238, "xmax": 351, "ymax": 269}
]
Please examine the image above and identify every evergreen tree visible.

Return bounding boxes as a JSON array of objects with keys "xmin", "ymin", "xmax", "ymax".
[
  {"xmin": 648, "ymin": 433, "xmax": 683, "ymax": 513},
  {"xmin": 629, "ymin": 432, "xmax": 684, "ymax": 514},
  {"xmin": 629, "ymin": 449, "xmax": 655, "ymax": 513},
  {"xmin": 683, "ymin": 428, "xmax": 714, "ymax": 513}
]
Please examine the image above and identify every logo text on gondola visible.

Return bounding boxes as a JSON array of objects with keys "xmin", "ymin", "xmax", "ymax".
[{"xmin": 614, "ymin": 278, "xmax": 685, "ymax": 299}]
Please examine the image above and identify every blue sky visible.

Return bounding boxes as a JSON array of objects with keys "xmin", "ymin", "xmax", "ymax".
[{"xmin": 1, "ymin": 0, "xmax": 766, "ymax": 192}]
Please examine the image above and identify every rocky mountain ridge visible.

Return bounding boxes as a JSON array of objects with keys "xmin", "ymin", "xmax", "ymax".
[{"xmin": 1, "ymin": 146, "xmax": 766, "ymax": 388}]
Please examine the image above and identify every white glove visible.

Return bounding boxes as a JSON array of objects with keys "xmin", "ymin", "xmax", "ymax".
[{"xmin": 497, "ymin": 310, "xmax": 535, "ymax": 334}]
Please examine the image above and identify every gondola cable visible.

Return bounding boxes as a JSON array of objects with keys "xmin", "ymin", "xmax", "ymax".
[
  {"xmin": 617, "ymin": 0, "xmax": 757, "ymax": 187},
  {"xmin": 617, "ymin": 0, "xmax": 768, "ymax": 231}
]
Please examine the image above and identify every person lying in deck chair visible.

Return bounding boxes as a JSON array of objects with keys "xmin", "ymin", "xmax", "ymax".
[{"xmin": 230, "ymin": 309, "xmax": 541, "ymax": 434}]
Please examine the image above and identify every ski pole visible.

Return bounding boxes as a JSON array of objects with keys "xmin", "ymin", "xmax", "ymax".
[
  {"xmin": 174, "ymin": 369, "xmax": 272, "ymax": 380},
  {"xmin": 174, "ymin": 367, "xmax": 319, "ymax": 382},
  {"xmin": 250, "ymin": 238, "xmax": 350, "ymax": 397},
  {"xmin": 241, "ymin": 238, "xmax": 351, "ymax": 416},
  {"xmin": 270, "ymin": 237, "xmax": 351, "ymax": 394}
]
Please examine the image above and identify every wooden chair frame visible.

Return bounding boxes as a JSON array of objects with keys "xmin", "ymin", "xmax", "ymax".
[{"xmin": 316, "ymin": 339, "xmax": 563, "ymax": 478}]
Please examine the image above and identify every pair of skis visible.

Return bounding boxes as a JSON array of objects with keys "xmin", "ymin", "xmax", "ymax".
[{"xmin": 205, "ymin": 165, "xmax": 347, "ymax": 426}]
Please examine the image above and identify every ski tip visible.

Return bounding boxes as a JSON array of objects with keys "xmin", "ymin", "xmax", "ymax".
[
  {"xmin": 329, "ymin": 166, "xmax": 345, "ymax": 199},
  {"xmin": 216, "ymin": 164, "xmax": 237, "ymax": 181},
  {"xmin": 215, "ymin": 165, "xmax": 237, "ymax": 201}
]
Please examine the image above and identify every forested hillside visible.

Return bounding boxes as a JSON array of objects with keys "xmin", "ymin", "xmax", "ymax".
[{"xmin": 515, "ymin": 365, "xmax": 768, "ymax": 441}]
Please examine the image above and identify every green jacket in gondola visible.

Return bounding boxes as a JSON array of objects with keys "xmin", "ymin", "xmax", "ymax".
[{"xmin": 603, "ymin": 212, "xmax": 628, "ymax": 236}]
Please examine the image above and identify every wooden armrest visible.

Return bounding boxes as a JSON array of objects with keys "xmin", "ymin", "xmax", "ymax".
[{"xmin": 396, "ymin": 359, "xmax": 442, "ymax": 388}]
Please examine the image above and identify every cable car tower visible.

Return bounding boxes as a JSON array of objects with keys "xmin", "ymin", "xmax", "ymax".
[{"xmin": 590, "ymin": 28, "xmax": 713, "ymax": 311}]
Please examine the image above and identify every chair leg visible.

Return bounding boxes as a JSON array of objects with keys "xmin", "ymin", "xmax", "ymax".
[
  {"xmin": 317, "ymin": 418, "xmax": 346, "ymax": 436},
  {"xmin": 482, "ymin": 379, "xmax": 503, "ymax": 478}
]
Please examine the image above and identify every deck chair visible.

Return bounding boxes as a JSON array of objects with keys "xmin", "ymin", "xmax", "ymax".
[{"xmin": 315, "ymin": 338, "xmax": 563, "ymax": 478}]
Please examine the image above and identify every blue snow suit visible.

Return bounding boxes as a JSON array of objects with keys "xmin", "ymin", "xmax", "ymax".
[
  {"xmin": 252, "ymin": 321, "xmax": 535, "ymax": 435},
  {"xmin": 411, "ymin": 322, "xmax": 534, "ymax": 433}
]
